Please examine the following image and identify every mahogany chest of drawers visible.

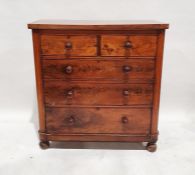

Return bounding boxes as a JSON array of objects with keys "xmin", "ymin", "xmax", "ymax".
[{"xmin": 28, "ymin": 20, "xmax": 169, "ymax": 152}]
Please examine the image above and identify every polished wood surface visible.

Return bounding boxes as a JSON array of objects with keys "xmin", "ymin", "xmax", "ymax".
[
  {"xmin": 42, "ymin": 59, "xmax": 155, "ymax": 81},
  {"xmin": 28, "ymin": 20, "xmax": 169, "ymax": 30},
  {"xmin": 32, "ymin": 30, "xmax": 46, "ymax": 134},
  {"xmin": 151, "ymin": 30, "xmax": 165, "ymax": 134},
  {"xmin": 41, "ymin": 35, "xmax": 97, "ymax": 56},
  {"xmin": 44, "ymin": 81, "xmax": 153, "ymax": 106},
  {"xmin": 101, "ymin": 35, "xmax": 157, "ymax": 57},
  {"xmin": 40, "ymin": 34, "xmax": 157, "ymax": 57},
  {"xmin": 46, "ymin": 107, "xmax": 151, "ymax": 134},
  {"xmin": 28, "ymin": 20, "xmax": 169, "ymax": 151}
]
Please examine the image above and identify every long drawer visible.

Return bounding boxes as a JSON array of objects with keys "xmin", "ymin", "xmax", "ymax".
[
  {"xmin": 44, "ymin": 81, "xmax": 153, "ymax": 106},
  {"xmin": 46, "ymin": 107, "xmax": 151, "ymax": 134},
  {"xmin": 42, "ymin": 59, "xmax": 155, "ymax": 81}
]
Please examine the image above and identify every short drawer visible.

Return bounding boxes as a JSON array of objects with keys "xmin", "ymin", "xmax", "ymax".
[
  {"xmin": 46, "ymin": 107, "xmax": 151, "ymax": 134},
  {"xmin": 101, "ymin": 35, "xmax": 157, "ymax": 57},
  {"xmin": 44, "ymin": 81, "xmax": 153, "ymax": 106},
  {"xmin": 42, "ymin": 59, "xmax": 155, "ymax": 81},
  {"xmin": 40, "ymin": 35, "xmax": 97, "ymax": 56}
]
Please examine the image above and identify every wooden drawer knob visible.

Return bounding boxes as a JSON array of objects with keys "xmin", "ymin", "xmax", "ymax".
[
  {"xmin": 67, "ymin": 90, "xmax": 73, "ymax": 96},
  {"xmin": 121, "ymin": 116, "xmax": 128, "ymax": 124},
  {"xmin": 67, "ymin": 116, "xmax": 75, "ymax": 124},
  {"xmin": 124, "ymin": 41, "xmax": 132, "ymax": 48},
  {"xmin": 65, "ymin": 65, "xmax": 73, "ymax": 74},
  {"xmin": 123, "ymin": 90, "xmax": 129, "ymax": 96},
  {"xmin": 65, "ymin": 42, "xmax": 72, "ymax": 49},
  {"xmin": 122, "ymin": 65, "xmax": 132, "ymax": 72}
]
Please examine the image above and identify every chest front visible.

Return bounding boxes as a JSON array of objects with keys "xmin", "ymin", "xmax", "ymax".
[{"xmin": 28, "ymin": 20, "xmax": 169, "ymax": 152}]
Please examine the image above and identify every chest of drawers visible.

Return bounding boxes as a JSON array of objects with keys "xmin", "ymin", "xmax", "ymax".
[{"xmin": 28, "ymin": 20, "xmax": 169, "ymax": 152}]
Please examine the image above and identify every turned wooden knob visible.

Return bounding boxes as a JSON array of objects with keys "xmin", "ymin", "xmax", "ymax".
[
  {"xmin": 121, "ymin": 116, "xmax": 128, "ymax": 123},
  {"xmin": 123, "ymin": 90, "xmax": 129, "ymax": 96},
  {"xmin": 66, "ymin": 90, "xmax": 73, "ymax": 96},
  {"xmin": 124, "ymin": 41, "xmax": 132, "ymax": 48},
  {"xmin": 65, "ymin": 42, "xmax": 72, "ymax": 49},
  {"xmin": 65, "ymin": 65, "xmax": 73, "ymax": 74},
  {"xmin": 122, "ymin": 65, "xmax": 132, "ymax": 72},
  {"xmin": 68, "ymin": 116, "xmax": 75, "ymax": 124}
]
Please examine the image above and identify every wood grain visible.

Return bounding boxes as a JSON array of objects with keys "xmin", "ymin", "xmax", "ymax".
[
  {"xmin": 101, "ymin": 35, "xmax": 157, "ymax": 57},
  {"xmin": 40, "ymin": 133, "xmax": 157, "ymax": 142},
  {"xmin": 41, "ymin": 35, "xmax": 97, "ymax": 56},
  {"xmin": 28, "ymin": 21, "xmax": 169, "ymax": 149},
  {"xmin": 46, "ymin": 107, "xmax": 151, "ymax": 134},
  {"xmin": 42, "ymin": 59, "xmax": 155, "ymax": 81},
  {"xmin": 151, "ymin": 30, "xmax": 165, "ymax": 136},
  {"xmin": 44, "ymin": 81, "xmax": 153, "ymax": 106},
  {"xmin": 28, "ymin": 20, "xmax": 169, "ymax": 30},
  {"xmin": 32, "ymin": 30, "xmax": 46, "ymax": 134}
]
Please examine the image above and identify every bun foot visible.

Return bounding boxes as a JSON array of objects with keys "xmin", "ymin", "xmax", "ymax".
[
  {"xmin": 146, "ymin": 142, "xmax": 157, "ymax": 152},
  {"xmin": 39, "ymin": 141, "xmax": 50, "ymax": 149}
]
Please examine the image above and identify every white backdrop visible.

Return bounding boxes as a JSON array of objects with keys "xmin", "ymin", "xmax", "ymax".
[{"xmin": 0, "ymin": 0, "xmax": 195, "ymax": 175}]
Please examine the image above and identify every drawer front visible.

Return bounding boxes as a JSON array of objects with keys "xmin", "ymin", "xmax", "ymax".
[
  {"xmin": 46, "ymin": 107, "xmax": 151, "ymax": 134},
  {"xmin": 41, "ymin": 35, "xmax": 97, "ymax": 56},
  {"xmin": 101, "ymin": 35, "xmax": 157, "ymax": 57},
  {"xmin": 44, "ymin": 81, "xmax": 153, "ymax": 106},
  {"xmin": 42, "ymin": 59, "xmax": 155, "ymax": 81}
]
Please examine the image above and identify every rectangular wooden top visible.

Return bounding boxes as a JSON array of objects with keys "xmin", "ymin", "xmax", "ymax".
[{"xmin": 28, "ymin": 19, "xmax": 169, "ymax": 30}]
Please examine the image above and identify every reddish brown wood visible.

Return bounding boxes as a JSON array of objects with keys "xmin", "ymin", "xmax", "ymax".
[
  {"xmin": 32, "ymin": 30, "xmax": 46, "ymax": 135},
  {"xmin": 40, "ymin": 133, "xmax": 155, "ymax": 142},
  {"xmin": 46, "ymin": 107, "xmax": 151, "ymax": 134},
  {"xmin": 42, "ymin": 59, "xmax": 155, "ymax": 81},
  {"xmin": 41, "ymin": 35, "xmax": 97, "ymax": 56},
  {"xmin": 40, "ymin": 29, "xmax": 160, "ymax": 35},
  {"xmin": 28, "ymin": 20, "xmax": 169, "ymax": 30},
  {"xmin": 151, "ymin": 30, "xmax": 165, "ymax": 136},
  {"xmin": 101, "ymin": 35, "xmax": 157, "ymax": 57},
  {"xmin": 44, "ymin": 81, "xmax": 153, "ymax": 106},
  {"xmin": 28, "ymin": 20, "xmax": 169, "ymax": 151},
  {"xmin": 42, "ymin": 56, "xmax": 155, "ymax": 60}
]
